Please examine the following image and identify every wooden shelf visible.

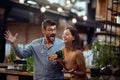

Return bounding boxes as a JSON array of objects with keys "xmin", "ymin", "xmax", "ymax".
[
  {"xmin": 108, "ymin": 8, "xmax": 120, "ymax": 13},
  {"xmin": 112, "ymin": 12, "xmax": 120, "ymax": 16},
  {"xmin": 95, "ymin": 0, "xmax": 120, "ymax": 59},
  {"xmin": 98, "ymin": 20, "xmax": 120, "ymax": 27},
  {"xmin": 95, "ymin": 31, "xmax": 119, "ymax": 36},
  {"xmin": 0, "ymin": 68, "xmax": 33, "ymax": 76}
]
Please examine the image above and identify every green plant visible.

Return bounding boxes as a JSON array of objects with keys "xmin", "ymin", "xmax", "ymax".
[
  {"xmin": 116, "ymin": 35, "xmax": 120, "ymax": 67},
  {"xmin": 27, "ymin": 56, "xmax": 33, "ymax": 73},
  {"xmin": 91, "ymin": 40, "xmax": 114, "ymax": 68},
  {"xmin": 7, "ymin": 49, "xmax": 16, "ymax": 63}
]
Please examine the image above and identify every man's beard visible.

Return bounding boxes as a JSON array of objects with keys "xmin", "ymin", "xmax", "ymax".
[{"xmin": 47, "ymin": 34, "xmax": 56, "ymax": 43}]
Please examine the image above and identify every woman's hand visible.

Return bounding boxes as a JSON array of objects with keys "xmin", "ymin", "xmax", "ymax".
[
  {"xmin": 62, "ymin": 68, "xmax": 69, "ymax": 73},
  {"xmin": 62, "ymin": 66, "xmax": 77, "ymax": 74},
  {"xmin": 67, "ymin": 68, "xmax": 75, "ymax": 74}
]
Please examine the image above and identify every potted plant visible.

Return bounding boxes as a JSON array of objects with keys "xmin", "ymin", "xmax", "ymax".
[
  {"xmin": 7, "ymin": 49, "xmax": 16, "ymax": 69},
  {"xmin": 7, "ymin": 49, "xmax": 16, "ymax": 64},
  {"xmin": 90, "ymin": 40, "xmax": 114, "ymax": 77},
  {"xmin": 27, "ymin": 56, "xmax": 33, "ymax": 73},
  {"xmin": 90, "ymin": 40, "xmax": 101, "ymax": 77}
]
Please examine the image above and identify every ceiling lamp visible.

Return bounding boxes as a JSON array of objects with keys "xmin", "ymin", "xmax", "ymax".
[
  {"xmin": 83, "ymin": 16, "xmax": 87, "ymax": 21},
  {"xmin": 19, "ymin": 0, "xmax": 25, "ymax": 4},
  {"xmin": 48, "ymin": 0, "xmax": 59, "ymax": 4},
  {"xmin": 45, "ymin": 5, "xmax": 50, "ymax": 9},
  {"xmin": 27, "ymin": 0, "xmax": 37, "ymax": 5},
  {"xmin": 96, "ymin": 28, "xmax": 101, "ymax": 32},
  {"xmin": 57, "ymin": 7, "xmax": 63, "ymax": 12},
  {"xmin": 71, "ymin": 0, "xmax": 76, "ymax": 3},
  {"xmin": 66, "ymin": 0, "xmax": 71, "ymax": 4},
  {"xmin": 40, "ymin": 6, "xmax": 46, "ymax": 13},
  {"xmin": 72, "ymin": 18, "xmax": 77, "ymax": 23}
]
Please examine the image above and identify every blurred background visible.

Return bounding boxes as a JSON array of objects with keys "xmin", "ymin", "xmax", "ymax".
[
  {"xmin": 1, "ymin": 0, "xmax": 120, "ymax": 80},
  {"xmin": 0, "ymin": 0, "xmax": 97, "ymax": 62}
]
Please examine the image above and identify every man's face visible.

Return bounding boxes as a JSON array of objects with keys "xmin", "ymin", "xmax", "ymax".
[{"xmin": 43, "ymin": 25, "xmax": 57, "ymax": 43}]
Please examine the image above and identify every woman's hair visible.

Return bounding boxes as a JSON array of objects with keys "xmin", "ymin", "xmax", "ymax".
[
  {"xmin": 42, "ymin": 19, "xmax": 56, "ymax": 30},
  {"xmin": 65, "ymin": 26, "xmax": 82, "ymax": 50}
]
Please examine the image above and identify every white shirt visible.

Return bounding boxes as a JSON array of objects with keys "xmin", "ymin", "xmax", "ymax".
[{"xmin": 83, "ymin": 50, "xmax": 93, "ymax": 67}]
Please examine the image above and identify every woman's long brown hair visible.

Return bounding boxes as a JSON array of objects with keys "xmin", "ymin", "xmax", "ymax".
[{"xmin": 65, "ymin": 26, "xmax": 82, "ymax": 50}]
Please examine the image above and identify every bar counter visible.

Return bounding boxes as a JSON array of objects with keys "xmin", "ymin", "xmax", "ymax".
[
  {"xmin": 0, "ymin": 68, "xmax": 71, "ymax": 80},
  {"xmin": 0, "ymin": 68, "xmax": 33, "ymax": 80},
  {"xmin": 0, "ymin": 63, "xmax": 71, "ymax": 80}
]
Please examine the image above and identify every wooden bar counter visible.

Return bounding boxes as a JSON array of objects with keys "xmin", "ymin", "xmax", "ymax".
[
  {"xmin": 0, "ymin": 63, "xmax": 70, "ymax": 80},
  {"xmin": 0, "ymin": 68, "xmax": 71, "ymax": 80},
  {"xmin": 0, "ymin": 68, "xmax": 33, "ymax": 80}
]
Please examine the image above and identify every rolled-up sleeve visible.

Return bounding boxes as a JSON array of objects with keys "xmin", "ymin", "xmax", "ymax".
[{"xmin": 14, "ymin": 45, "xmax": 33, "ymax": 59}]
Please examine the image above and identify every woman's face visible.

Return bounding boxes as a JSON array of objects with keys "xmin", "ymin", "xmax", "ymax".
[{"xmin": 62, "ymin": 29, "xmax": 74, "ymax": 44}]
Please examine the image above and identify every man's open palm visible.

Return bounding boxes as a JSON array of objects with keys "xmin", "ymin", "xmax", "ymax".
[{"xmin": 4, "ymin": 30, "xmax": 18, "ymax": 44}]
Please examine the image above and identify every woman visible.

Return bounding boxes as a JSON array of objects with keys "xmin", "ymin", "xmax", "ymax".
[{"xmin": 49, "ymin": 26, "xmax": 86, "ymax": 80}]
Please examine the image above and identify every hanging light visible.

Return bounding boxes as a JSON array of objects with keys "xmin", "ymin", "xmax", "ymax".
[
  {"xmin": 45, "ymin": 5, "xmax": 50, "ymax": 9},
  {"xmin": 27, "ymin": 0, "xmax": 37, "ymax": 5},
  {"xmin": 71, "ymin": 0, "xmax": 75, "ymax": 3},
  {"xmin": 72, "ymin": 18, "xmax": 77, "ymax": 23},
  {"xmin": 96, "ymin": 28, "xmax": 101, "ymax": 32},
  {"xmin": 83, "ymin": 16, "xmax": 87, "ymax": 21},
  {"xmin": 57, "ymin": 7, "xmax": 63, "ymax": 12},
  {"xmin": 19, "ymin": 0, "xmax": 24, "ymax": 4},
  {"xmin": 66, "ymin": 0, "xmax": 71, "ymax": 4},
  {"xmin": 40, "ymin": 6, "xmax": 46, "ymax": 13}
]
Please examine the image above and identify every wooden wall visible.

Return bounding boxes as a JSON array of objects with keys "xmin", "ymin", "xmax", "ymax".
[{"xmin": 7, "ymin": 22, "xmax": 65, "ymax": 44}]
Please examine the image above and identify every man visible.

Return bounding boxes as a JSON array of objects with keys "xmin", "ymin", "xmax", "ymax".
[
  {"xmin": 83, "ymin": 44, "xmax": 93, "ymax": 68},
  {"xmin": 5, "ymin": 19, "xmax": 64, "ymax": 80}
]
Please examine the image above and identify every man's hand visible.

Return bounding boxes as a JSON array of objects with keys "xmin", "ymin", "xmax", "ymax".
[
  {"xmin": 4, "ymin": 30, "xmax": 18, "ymax": 44},
  {"xmin": 48, "ymin": 53, "xmax": 57, "ymax": 62}
]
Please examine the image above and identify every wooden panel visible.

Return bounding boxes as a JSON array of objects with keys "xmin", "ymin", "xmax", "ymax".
[
  {"xmin": 7, "ymin": 75, "xmax": 19, "ymax": 80},
  {"xmin": 108, "ymin": 0, "xmax": 112, "ymax": 8},
  {"xmin": 113, "ymin": 4, "xmax": 120, "ymax": 12},
  {"xmin": 96, "ymin": 0, "xmax": 112, "ymax": 21},
  {"xmin": 96, "ymin": 0, "xmax": 106, "ymax": 21}
]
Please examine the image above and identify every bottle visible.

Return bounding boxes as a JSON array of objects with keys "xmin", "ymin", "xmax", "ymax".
[{"xmin": 55, "ymin": 50, "xmax": 63, "ymax": 58}]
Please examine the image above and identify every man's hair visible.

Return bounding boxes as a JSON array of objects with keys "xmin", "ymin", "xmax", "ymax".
[{"xmin": 42, "ymin": 19, "xmax": 56, "ymax": 30}]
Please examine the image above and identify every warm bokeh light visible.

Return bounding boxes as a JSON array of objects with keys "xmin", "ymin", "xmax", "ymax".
[
  {"xmin": 40, "ymin": 7, "xmax": 46, "ymax": 13},
  {"xmin": 57, "ymin": 7, "xmax": 63, "ymax": 12},
  {"xmin": 83, "ymin": 16, "xmax": 87, "ymax": 21},
  {"xmin": 72, "ymin": 18, "xmax": 77, "ymax": 23}
]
